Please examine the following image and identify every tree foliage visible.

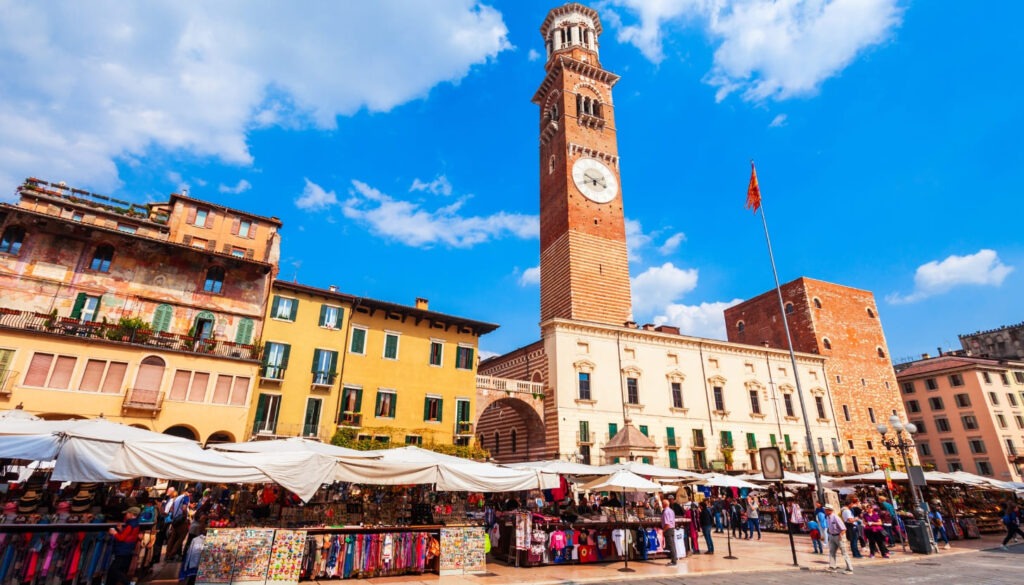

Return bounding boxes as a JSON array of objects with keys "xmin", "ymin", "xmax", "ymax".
[{"xmin": 330, "ymin": 426, "xmax": 490, "ymax": 461}]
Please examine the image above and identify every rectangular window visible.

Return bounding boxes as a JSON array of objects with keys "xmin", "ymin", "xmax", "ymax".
[
  {"xmin": 455, "ymin": 346, "xmax": 474, "ymax": 370},
  {"xmin": 941, "ymin": 441, "xmax": 957, "ymax": 455},
  {"xmin": 455, "ymin": 399, "xmax": 471, "ymax": 428},
  {"xmin": 382, "ymin": 333, "xmax": 400, "ymax": 360},
  {"xmin": 907, "ymin": 400, "xmax": 920, "ymax": 413},
  {"xmin": 902, "ymin": 381, "xmax": 915, "ymax": 394},
  {"xmin": 578, "ymin": 372, "xmax": 591, "ymax": 400},
  {"xmin": 784, "ymin": 434, "xmax": 792, "ymax": 450},
  {"xmin": 78, "ymin": 359, "xmax": 128, "ymax": 394},
  {"xmin": 925, "ymin": 378, "xmax": 938, "ymax": 390},
  {"xmin": 996, "ymin": 414, "xmax": 1007, "ymax": 428},
  {"xmin": 954, "ymin": 393, "xmax": 971, "ymax": 407},
  {"xmin": 70, "ymin": 293, "xmax": 101, "ymax": 322},
  {"xmin": 261, "ymin": 342, "xmax": 289, "ymax": 380},
  {"xmin": 815, "ymin": 396, "xmax": 827, "ymax": 419},
  {"xmin": 670, "ymin": 381, "xmax": 683, "ymax": 408},
  {"xmin": 832, "ymin": 438, "xmax": 840, "ymax": 452},
  {"xmin": 713, "ymin": 386, "xmax": 724, "ymax": 411},
  {"xmin": 23, "ymin": 353, "xmax": 76, "ymax": 389},
  {"xmin": 961, "ymin": 415, "xmax": 978, "ymax": 430},
  {"xmin": 318, "ymin": 305, "xmax": 343, "ymax": 329},
  {"xmin": 720, "ymin": 430, "xmax": 734, "ymax": 448},
  {"xmin": 842, "ymin": 404, "xmax": 851, "ymax": 421},
  {"xmin": 692, "ymin": 428, "xmax": 705, "ymax": 447},
  {"xmin": 668, "ymin": 449, "xmax": 679, "ymax": 469},
  {"xmin": 238, "ymin": 220, "xmax": 251, "ymax": 238},
  {"xmin": 936, "ymin": 418, "xmax": 951, "ymax": 432},
  {"xmin": 918, "ymin": 441, "xmax": 931, "ymax": 456},
  {"xmin": 784, "ymin": 393, "xmax": 794, "ymax": 417},
  {"xmin": 868, "ymin": 407, "xmax": 876, "ymax": 423},
  {"xmin": 1006, "ymin": 439, "xmax": 1018, "ymax": 456},
  {"xmin": 271, "ymin": 296, "xmax": 298, "ymax": 321},
  {"xmin": 976, "ymin": 460, "xmax": 993, "ymax": 475},
  {"xmin": 749, "ymin": 390, "xmax": 761, "ymax": 414},
  {"xmin": 989, "ymin": 391, "xmax": 999, "ymax": 405},
  {"xmin": 1008, "ymin": 393, "xmax": 1018, "ymax": 407},
  {"xmin": 608, "ymin": 422, "xmax": 618, "ymax": 440},
  {"xmin": 405, "ymin": 435, "xmax": 423, "ymax": 445},
  {"xmin": 639, "ymin": 425, "xmax": 649, "ymax": 437},
  {"xmin": 947, "ymin": 460, "xmax": 963, "ymax": 472},
  {"xmin": 338, "ymin": 386, "xmax": 363, "ymax": 423},
  {"xmin": 168, "ymin": 370, "xmax": 209, "ymax": 403},
  {"xmin": 1015, "ymin": 372, "xmax": 1024, "ymax": 384},
  {"xmin": 626, "ymin": 377, "xmax": 639, "ymax": 404},
  {"xmin": 311, "ymin": 349, "xmax": 338, "ymax": 385},
  {"xmin": 866, "ymin": 440, "xmax": 874, "ymax": 450},
  {"xmin": 253, "ymin": 393, "xmax": 281, "ymax": 434},
  {"xmin": 928, "ymin": 397, "xmax": 944, "ymax": 411},
  {"xmin": 968, "ymin": 438, "xmax": 986, "ymax": 454},
  {"xmin": 116, "ymin": 224, "xmax": 137, "ymax": 234},
  {"xmin": 949, "ymin": 374, "xmax": 964, "ymax": 387},
  {"xmin": 982, "ymin": 372, "xmax": 992, "ymax": 384},
  {"xmin": 748, "ymin": 433, "xmax": 758, "ymax": 450},
  {"xmin": 350, "ymin": 327, "xmax": 367, "ymax": 354},
  {"xmin": 375, "ymin": 390, "xmax": 397, "ymax": 418},
  {"xmin": 912, "ymin": 419, "xmax": 926, "ymax": 433},
  {"xmin": 303, "ymin": 398, "xmax": 323, "ymax": 437},
  {"xmin": 429, "ymin": 341, "xmax": 443, "ymax": 367},
  {"xmin": 1015, "ymin": 415, "xmax": 1024, "ymax": 429},
  {"xmin": 194, "ymin": 209, "xmax": 209, "ymax": 227}
]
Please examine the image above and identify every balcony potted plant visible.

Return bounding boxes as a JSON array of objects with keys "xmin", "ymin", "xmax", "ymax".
[{"xmin": 106, "ymin": 316, "xmax": 152, "ymax": 343}]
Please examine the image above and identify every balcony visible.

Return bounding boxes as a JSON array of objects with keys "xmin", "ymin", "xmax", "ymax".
[
  {"xmin": 310, "ymin": 371, "xmax": 337, "ymax": 390},
  {"xmin": 476, "ymin": 375, "xmax": 544, "ymax": 398},
  {"xmin": 1008, "ymin": 453, "xmax": 1024, "ymax": 464},
  {"xmin": 0, "ymin": 369, "xmax": 17, "ymax": 396},
  {"xmin": 249, "ymin": 422, "xmax": 329, "ymax": 442},
  {"xmin": 339, "ymin": 412, "xmax": 363, "ymax": 428},
  {"xmin": 454, "ymin": 421, "xmax": 474, "ymax": 436},
  {"xmin": 576, "ymin": 431, "xmax": 595, "ymax": 445},
  {"xmin": 664, "ymin": 436, "xmax": 681, "ymax": 450},
  {"xmin": 122, "ymin": 388, "xmax": 164, "ymax": 413},
  {"xmin": 259, "ymin": 365, "xmax": 286, "ymax": 383},
  {"xmin": 0, "ymin": 308, "xmax": 259, "ymax": 361},
  {"xmin": 691, "ymin": 436, "xmax": 707, "ymax": 450}
]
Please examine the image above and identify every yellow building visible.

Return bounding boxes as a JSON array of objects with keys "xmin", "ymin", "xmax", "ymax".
[
  {"xmin": 251, "ymin": 281, "xmax": 498, "ymax": 446},
  {"xmin": 0, "ymin": 178, "xmax": 280, "ymax": 443}
]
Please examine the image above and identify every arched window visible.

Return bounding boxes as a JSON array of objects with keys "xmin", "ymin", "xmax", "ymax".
[
  {"xmin": 493, "ymin": 431, "xmax": 501, "ymax": 455},
  {"xmin": 785, "ymin": 302, "xmax": 795, "ymax": 314},
  {"xmin": 478, "ymin": 434, "xmax": 485, "ymax": 450},
  {"xmin": 823, "ymin": 338, "xmax": 832, "ymax": 350},
  {"xmin": 877, "ymin": 347, "xmax": 886, "ymax": 358},
  {"xmin": 203, "ymin": 266, "xmax": 225, "ymax": 294},
  {"xmin": 813, "ymin": 297, "xmax": 822, "ymax": 309},
  {"xmin": 511, "ymin": 429, "xmax": 518, "ymax": 453},
  {"xmin": 152, "ymin": 304, "xmax": 173, "ymax": 332},
  {"xmin": 90, "ymin": 244, "xmax": 114, "ymax": 272},
  {"xmin": 736, "ymin": 321, "xmax": 745, "ymax": 333},
  {"xmin": 0, "ymin": 226, "xmax": 25, "ymax": 255},
  {"xmin": 867, "ymin": 308, "xmax": 876, "ymax": 318},
  {"xmin": 133, "ymin": 356, "xmax": 166, "ymax": 401}
]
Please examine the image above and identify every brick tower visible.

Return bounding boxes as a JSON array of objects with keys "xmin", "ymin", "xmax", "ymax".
[
  {"xmin": 725, "ymin": 277, "xmax": 909, "ymax": 473},
  {"xmin": 533, "ymin": 3, "xmax": 632, "ymax": 326}
]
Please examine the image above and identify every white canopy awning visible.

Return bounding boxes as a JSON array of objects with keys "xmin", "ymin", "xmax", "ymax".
[
  {"xmin": 608, "ymin": 461, "xmax": 706, "ymax": 481},
  {"xmin": 502, "ymin": 460, "xmax": 612, "ymax": 477},
  {"xmin": 210, "ymin": 437, "xmax": 377, "ymax": 459},
  {"xmin": 737, "ymin": 470, "xmax": 832, "ymax": 485},
  {"xmin": 696, "ymin": 473, "xmax": 761, "ymax": 489},
  {"xmin": 580, "ymin": 470, "xmax": 662, "ymax": 493}
]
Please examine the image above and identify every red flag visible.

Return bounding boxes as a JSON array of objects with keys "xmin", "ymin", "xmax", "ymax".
[{"xmin": 746, "ymin": 162, "xmax": 761, "ymax": 212}]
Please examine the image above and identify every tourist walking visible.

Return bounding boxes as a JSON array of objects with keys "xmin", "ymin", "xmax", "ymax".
[
  {"xmin": 745, "ymin": 494, "xmax": 761, "ymax": 539},
  {"xmin": 929, "ymin": 501, "xmax": 950, "ymax": 549},
  {"xmin": 841, "ymin": 498, "xmax": 864, "ymax": 558},
  {"xmin": 824, "ymin": 504, "xmax": 853, "ymax": 574},
  {"xmin": 662, "ymin": 498, "xmax": 679, "ymax": 565},
  {"xmin": 1001, "ymin": 503, "xmax": 1024, "ymax": 550},
  {"xmin": 713, "ymin": 497, "xmax": 725, "ymax": 533},
  {"xmin": 729, "ymin": 498, "xmax": 746, "ymax": 539},
  {"xmin": 863, "ymin": 504, "xmax": 890, "ymax": 558},
  {"xmin": 698, "ymin": 501, "xmax": 715, "ymax": 554}
]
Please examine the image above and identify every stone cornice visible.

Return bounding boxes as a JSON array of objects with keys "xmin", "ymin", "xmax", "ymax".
[{"xmin": 532, "ymin": 57, "xmax": 619, "ymax": 105}]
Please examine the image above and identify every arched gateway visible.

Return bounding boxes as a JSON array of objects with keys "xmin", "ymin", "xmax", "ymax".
[{"xmin": 474, "ymin": 375, "xmax": 548, "ymax": 464}]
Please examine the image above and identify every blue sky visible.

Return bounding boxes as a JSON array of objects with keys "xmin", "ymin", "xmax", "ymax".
[{"xmin": 1, "ymin": 1, "xmax": 1019, "ymax": 364}]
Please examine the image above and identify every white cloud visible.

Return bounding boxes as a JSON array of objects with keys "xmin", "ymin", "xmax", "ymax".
[
  {"xmin": 518, "ymin": 266, "xmax": 540, "ymax": 287},
  {"xmin": 769, "ymin": 114, "xmax": 787, "ymax": 127},
  {"xmin": 653, "ymin": 298, "xmax": 745, "ymax": 340},
  {"xmin": 295, "ymin": 179, "xmax": 339, "ymax": 211},
  {"xmin": 343, "ymin": 179, "xmax": 538, "ymax": 248},
  {"xmin": 606, "ymin": 0, "xmax": 902, "ymax": 102},
  {"xmin": 410, "ymin": 175, "xmax": 453, "ymax": 196},
  {"xmin": 0, "ymin": 1, "xmax": 511, "ymax": 196},
  {"xmin": 631, "ymin": 262, "xmax": 699, "ymax": 315},
  {"xmin": 219, "ymin": 179, "xmax": 252, "ymax": 194},
  {"xmin": 527, "ymin": 48, "xmax": 541, "ymax": 61},
  {"xmin": 887, "ymin": 249, "xmax": 1014, "ymax": 304},
  {"xmin": 658, "ymin": 232, "xmax": 686, "ymax": 255}
]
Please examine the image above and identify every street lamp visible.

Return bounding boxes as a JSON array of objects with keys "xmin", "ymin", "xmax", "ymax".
[{"xmin": 875, "ymin": 415, "xmax": 924, "ymax": 521}]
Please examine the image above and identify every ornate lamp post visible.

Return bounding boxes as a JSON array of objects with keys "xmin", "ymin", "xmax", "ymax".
[{"xmin": 876, "ymin": 415, "xmax": 926, "ymax": 521}]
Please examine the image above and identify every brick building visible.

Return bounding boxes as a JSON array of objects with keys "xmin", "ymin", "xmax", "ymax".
[
  {"xmin": 725, "ymin": 277, "xmax": 910, "ymax": 472},
  {"xmin": 894, "ymin": 353, "xmax": 1024, "ymax": 481},
  {"xmin": 959, "ymin": 322, "xmax": 1024, "ymax": 360}
]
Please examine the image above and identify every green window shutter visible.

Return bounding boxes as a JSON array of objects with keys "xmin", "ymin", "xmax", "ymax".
[
  {"xmin": 235, "ymin": 318, "xmax": 253, "ymax": 344},
  {"xmin": 639, "ymin": 425, "xmax": 648, "ymax": 437},
  {"xmin": 770, "ymin": 434, "xmax": 777, "ymax": 446},
  {"xmin": 260, "ymin": 343, "xmax": 271, "ymax": 365},
  {"xmin": 747, "ymin": 433, "xmax": 757, "ymax": 449},
  {"xmin": 666, "ymin": 427, "xmax": 676, "ymax": 441},
  {"xmin": 289, "ymin": 298, "xmax": 299, "ymax": 321},
  {"xmin": 328, "ymin": 350, "xmax": 339, "ymax": 375},
  {"xmin": 467, "ymin": 347, "xmax": 475, "ymax": 368},
  {"xmin": 334, "ymin": 307, "xmax": 344, "ymax": 329},
  {"xmin": 375, "ymin": 392, "xmax": 383, "ymax": 416},
  {"xmin": 609, "ymin": 423, "xmax": 618, "ymax": 438},
  {"xmin": 254, "ymin": 394, "xmax": 268, "ymax": 429},
  {"xmin": 70, "ymin": 292, "xmax": 87, "ymax": 319},
  {"xmin": 437, "ymin": 398, "xmax": 443, "ymax": 422},
  {"xmin": 281, "ymin": 344, "xmax": 291, "ymax": 368},
  {"xmin": 354, "ymin": 388, "xmax": 363, "ymax": 412},
  {"xmin": 311, "ymin": 349, "xmax": 321, "ymax": 373},
  {"xmin": 423, "ymin": 397, "xmax": 430, "ymax": 421},
  {"xmin": 668, "ymin": 450, "xmax": 679, "ymax": 469},
  {"xmin": 319, "ymin": 304, "xmax": 328, "ymax": 327},
  {"xmin": 350, "ymin": 328, "xmax": 365, "ymax": 353},
  {"xmin": 152, "ymin": 304, "xmax": 173, "ymax": 332},
  {"xmin": 389, "ymin": 395, "xmax": 396, "ymax": 418},
  {"xmin": 271, "ymin": 296, "xmax": 280, "ymax": 318}
]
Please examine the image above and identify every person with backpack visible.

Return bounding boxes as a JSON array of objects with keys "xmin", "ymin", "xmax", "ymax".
[
  {"xmin": 165, "ymin": 488, "xmax": 192, "ymax": 562},
  {"xmin": 1001, "ymin": 503, "xmax": 1024, "ymax": 550}
]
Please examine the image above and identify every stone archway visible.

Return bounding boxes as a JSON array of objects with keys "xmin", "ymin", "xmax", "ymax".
[
  {"xmin": 206, "ymin": 431, "xmax": 234, "ymax": 446},
  {"xmin": 475, "ymin": 397, "xmax": 547, "ymax": 464},
  {"xmin": 163, "ymin": 425, "xmax": 198, "ymax": 441}
]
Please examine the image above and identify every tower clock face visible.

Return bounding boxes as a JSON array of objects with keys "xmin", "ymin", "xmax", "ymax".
[{"xmin": 572, "ymin": 158, "xmax": 618, "ymax": 204}]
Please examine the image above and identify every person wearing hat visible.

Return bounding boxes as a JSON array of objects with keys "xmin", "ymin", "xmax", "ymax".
[
  {"xmin": 107, "ymin": 506, "xmax": 141, "ymax": 585},
  {"xmin": 824, "ymin": 504, "xmax": 854, "ymax": 574}
]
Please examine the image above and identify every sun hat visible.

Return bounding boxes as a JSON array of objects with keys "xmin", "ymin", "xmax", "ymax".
[
  {"xmin": 125, "ymin": 506, "xmax": 141, "ymax": 516},
  {"xmin": 824, "ymin": 504, "xmax": 834, "ymax": 510}
]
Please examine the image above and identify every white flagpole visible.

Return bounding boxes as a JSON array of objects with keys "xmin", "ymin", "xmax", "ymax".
[{"xmin": 751, "ymin": 163, "xmax": 826, "ymax": 505}]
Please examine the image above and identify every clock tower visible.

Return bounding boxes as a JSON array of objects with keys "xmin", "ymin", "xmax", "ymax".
[{"xmin": 534, "ymin": 3, "xmax": 632, "ymax": 326}]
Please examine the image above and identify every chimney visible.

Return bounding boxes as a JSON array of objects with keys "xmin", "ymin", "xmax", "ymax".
[
  {"xmin": 624, "ymin": 320, "xmax": 637, "ymax": 329},
  {"xmin": 415, "ymin": 297, "xmax": 429, "ymax": 310},
  {"xmin": 642, "ymin": 323, "xmax": 656, "ymax": 331},
  {"xmin": 937, "ymin": 346, "xmax": 943, "ymax": 356},
  {"xmin": 921, "ymin": 353, "xmax": 931, "ymax": 360},
  {"xmin": 328, "ymin": 285, "xmax": 337, "ymax": 292}
]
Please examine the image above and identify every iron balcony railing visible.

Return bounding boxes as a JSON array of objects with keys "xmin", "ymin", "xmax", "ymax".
[
  {"xmin": 454, "ymin": 421, "xmax": 474, "ymax": 435},
  {"xmin": 576, "ymin": 431, "xmax": 595, "ymax": 445},
  {"xmin": 0, "ymin": 308, "xmax": 259, "ymax": 361},
  {"xmin": 339, "ymin": 412, "xmax": 363, "ymax": 427}
]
